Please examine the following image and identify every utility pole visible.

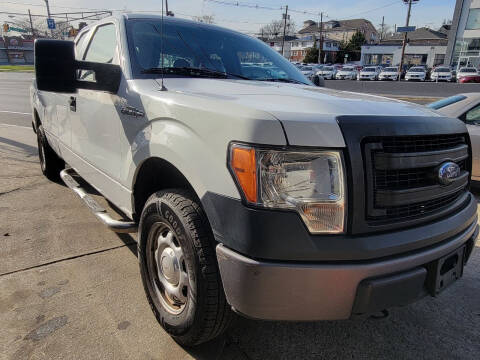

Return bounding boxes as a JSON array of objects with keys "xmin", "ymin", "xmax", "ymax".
[
  {"xmin": 44, "ymin": 0, "xmax": 53, "ymax": 36},
  {"xmin": 398, "ymin": 0, "xmax": 414, "ymax": 81},
  {"xmin": 317, "ymin": 12, "xmax": 323, "ymax": 64},
  {"xmin": 281, "ymin": 5, "xmax": 288, "ymax": 58},
  {"xmin": 380, "ymin": 16, "xmax": 385, "ymax": 41},
  {"xmin": 28, "ymin": 9, "xmax": 35, "ymax": 38}
]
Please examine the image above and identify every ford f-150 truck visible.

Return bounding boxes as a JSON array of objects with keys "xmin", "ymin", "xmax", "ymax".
[{"xmin": 31, "ymin": 14, "xmax": 478, "ymax": 346}]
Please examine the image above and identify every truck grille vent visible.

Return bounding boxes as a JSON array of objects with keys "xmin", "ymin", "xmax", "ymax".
[
  {"xmin": 364, "ymin": 134, "xmax": 470, "ymax": 224},
  {"xmin": 376, "ymin": 134, "xmax": 466, "ymax": 153}
]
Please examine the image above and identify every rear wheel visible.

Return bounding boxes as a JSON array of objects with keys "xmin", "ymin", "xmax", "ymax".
[
  {"xmin": 138, "ymin": 189, "xmax": 233, "ymax": 346},
  {"xmin": 37, "ymin": 124, "xmax": 64, "ymax": 181}
]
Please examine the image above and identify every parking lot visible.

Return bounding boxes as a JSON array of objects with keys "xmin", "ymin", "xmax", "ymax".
[{"xmin": 1, "ymin": 72, "xmax": 480, "ymax": 360}]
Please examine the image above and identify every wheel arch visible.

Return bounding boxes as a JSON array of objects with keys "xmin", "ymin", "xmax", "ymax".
[{"xmin": 131, "ymin": 157, "xmax": 199, "ymax": 221}]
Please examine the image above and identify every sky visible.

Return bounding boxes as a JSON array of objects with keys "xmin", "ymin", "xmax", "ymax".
[{"xmin": 0, "ymin": 0, "xmax": 457, "ymax": 35}]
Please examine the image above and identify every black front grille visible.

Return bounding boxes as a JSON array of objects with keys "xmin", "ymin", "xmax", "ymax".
[
  {"xmin": 373, "ymin": 134, "xmax": 466, "ymax": 153},
  {"xmin": 375, "ymin": 190, "xmax": 465, "ymax": 222},
  {"xmin": 374, "ymin": 159, "xmax": 467, "ymax": 190},
  {"xmin": 364, "ymin": 134, "xmax": 470, "ymax": 224}
]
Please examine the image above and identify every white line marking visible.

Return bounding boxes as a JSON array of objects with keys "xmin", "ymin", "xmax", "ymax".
[
  {"xmin": 0, "ymin": 123, "xmax": 31, "ymax": 129},
  {"xmin": 0, "ymin": 110, "xmax": 31, "ymax": 116}
]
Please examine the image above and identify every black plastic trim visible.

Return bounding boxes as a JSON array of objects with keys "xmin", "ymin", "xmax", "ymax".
[
  {"xmin": 374, "ymin": 144, "xmax": 468, "ymax": 170},
  {"xmin": 336, "ymin": 115, "xmax": 470, "ymax": 234},
  {"xmin": 201, "ymin": 191, "xmax": 477, "ymax": 262}
]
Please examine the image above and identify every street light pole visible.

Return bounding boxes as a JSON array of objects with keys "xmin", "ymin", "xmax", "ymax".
[
  {"xmin": 281, "ymin": 5, "xmax": 288, "ymax": 58},
  {"xmin": 44, "ymin": 0, "xmax": 53, "ymax": 36},
  {"xmin": 398, "ymin": 0, "xmax": 414, "ymax": 81},
  {"xmin": 28, "ymin": 9, "xmax": 35, "ymax": 38},
  {"xmin": 317, "ymin": 12, "xmax": 323, "ymax": 64}
]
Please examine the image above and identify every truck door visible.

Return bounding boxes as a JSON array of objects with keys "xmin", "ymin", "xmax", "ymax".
[{"xmin": 70, "ymin": 23, "xmax": 122, "ymax": 181}]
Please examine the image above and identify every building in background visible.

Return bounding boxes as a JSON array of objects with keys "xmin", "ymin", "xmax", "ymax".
[
  {"xmin": 298, "ymin": 19, "xmax": 378, "ymax": 44},
  {"xmin": 361, "ymin": 27, "xmax": 448, "ymax": 67},
  {"xmin": 0, "ymin": 35, "xmax": 34, "ymax": 64},
  {"xmin": 446, "ymin": 0, "xmax": 480, "ymax": 69}
]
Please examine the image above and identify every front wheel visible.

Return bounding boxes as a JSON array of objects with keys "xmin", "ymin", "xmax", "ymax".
[
  {"xmin": 37, "ymin": 124, "xmax": 64, "ymax": 181},
  {"xmin": 138, "ymin": 190, "xmax": 233, "ymax": 346}
]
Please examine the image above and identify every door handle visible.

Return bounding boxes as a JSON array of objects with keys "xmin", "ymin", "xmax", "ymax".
[{"xmin": 69, "ymin": 96, "xmax": 76, "ymax": 112}]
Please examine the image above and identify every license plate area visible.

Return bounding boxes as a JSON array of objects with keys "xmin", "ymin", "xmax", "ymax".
[{"xmin": 426, "ymin": 246, "xmax": 465, "ymax": 296}]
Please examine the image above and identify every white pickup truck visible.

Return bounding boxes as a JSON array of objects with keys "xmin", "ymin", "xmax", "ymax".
[{"xmin": 31, "ymin": 14, "xmax": 478, "ymax": 346}]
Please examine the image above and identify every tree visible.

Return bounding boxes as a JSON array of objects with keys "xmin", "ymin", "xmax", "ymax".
[
  {"xmin": 335, "ymin": 30, "xmax": 366, "ymax": 62},
  {"xmin": 259, "ymin": 19, "xmax": 296, "ymax": 39},
  {"xmin": 303, "ymin": 47, "xmax": 318, "ymax": 64},
  {"xmin": 8, "ymin": 16, "xmax": 73, "ymax": 39},
  {"xmin": 193, "ymin": 15, "xmax": 215, "ymax": 24}
]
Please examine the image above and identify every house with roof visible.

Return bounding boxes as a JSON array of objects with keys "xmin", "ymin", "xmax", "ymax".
[
  {"xmin": 298, "ymin": 19, "xmax": 378, "ymax": 44},
  {"xmin": 361, "ymin": 27, "xmax": 449, "ymax": 67}
]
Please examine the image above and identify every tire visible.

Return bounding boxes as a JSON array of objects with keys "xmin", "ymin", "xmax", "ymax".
[
  {"xmin": 37, "ymin": 124, "xmax": 64, "ymax": 181},
  {"xmin": 138, "ymin": 189, "xmax": 233, "ymax": 346}
]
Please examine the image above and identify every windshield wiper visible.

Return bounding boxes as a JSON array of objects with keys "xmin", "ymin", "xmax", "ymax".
[
  {"xmin": 257, "ymin": 78, "xmax": 307, "ymax": 85},
  {"xmin": 141, "ymin": 66, "xmax": 250, "ymax": 80}
]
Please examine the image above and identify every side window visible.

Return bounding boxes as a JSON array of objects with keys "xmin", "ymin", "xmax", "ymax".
[
  {"xmin": 465, "ymin": 104, "xmax": 480, "ymax": 124},
  {"xmin": 81, "ymin": 24, "xmax": 116, "ymax": 81}
]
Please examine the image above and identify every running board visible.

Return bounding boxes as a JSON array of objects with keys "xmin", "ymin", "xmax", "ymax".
[{"xmin": 60, "ymin": 169, "xmax": 137, "ymax": 233}]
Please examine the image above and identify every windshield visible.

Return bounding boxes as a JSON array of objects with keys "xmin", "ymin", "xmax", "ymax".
[
  {"xmin": 434, "ymin": 67, "xmax": 450, "ymax": 73},
  {"xmin": 383, "ymin": 67, "xmax": 397, "ymax": 72},
  {"xmin": 302, "ymin": 67, "xmax": 313, "ymax": 71},
  {"xmin": 126, "ymin": 18, "xmax": 310, "ymax": 84},
  {"xmin": 323, "ymin": 66, "xmax": 334, "ymax": 71},
  {"xmin": 363, "ymin": 67, "xmax": 376, "ymax": 72},
  {"xmin": 409, "ymin": 67, "xmax": 425, "ymax": 72},
  {"xmin": 427, "ymin": 95, "xmax": 467, "ymax": 110},
  {"xmin": 460, "ymin": 68, "xmax": 477, "ymax": 73},
  {"xmin": 342, "ymin": 67, "xmax": 354, "ymax": 71}
]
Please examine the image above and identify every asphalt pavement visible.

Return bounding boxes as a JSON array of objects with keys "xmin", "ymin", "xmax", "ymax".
[{"xmin": 1, "ymin": 72, "xmax": 480, "ymax": 359}]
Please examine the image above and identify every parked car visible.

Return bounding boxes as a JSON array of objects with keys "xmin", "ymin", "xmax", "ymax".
[
  {"xmin": 430, "ymin": 66, "xmax": 453, "ymax": 82},
  {"xmin": 317, "ymin": 65, "xmax": 337, "ymax": 79},
  {"xmin": 32, "ymin": 14, "xmax": 478, "ymax": 347},
  {"xmin": 335, "ymin": 65, "xmax": 357, "ymax": 80},
  {"xmin": 300, "ymin": 65, "xmax": 316, "ymax": 78},
  {"xmin": 405, "ymin": 66, "xmax": 427, "ymax": 81},
  {"xmin": 358, "ymin": 66, "xmax": 381, "ymax": 80},
  {"xmin": 428, "ymin": 93, "xmax": 480, "ymax": 181},
  {"xmin": 458, "ymin": 74, "xmax": 480, "ymax": 83},
  {"xmin": 378, "ymin": 67, "xmax": 399, "ymax": 81},
  {"xmin": 456, "ymin": 67, "xmax": 479, "ymax": 82}
]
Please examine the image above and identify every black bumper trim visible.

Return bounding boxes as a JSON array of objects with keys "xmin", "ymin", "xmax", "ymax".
[{"xmin": 201, "ymin": 191, "xmax": 477, "ymax": 262}]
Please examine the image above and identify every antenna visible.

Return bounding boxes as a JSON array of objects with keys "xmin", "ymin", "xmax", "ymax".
[{"xmin": 160, "ymin": 0, "xmax": 167, "ymax": 91}]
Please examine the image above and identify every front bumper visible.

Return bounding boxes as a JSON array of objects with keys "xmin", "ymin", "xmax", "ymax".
[{"xmin": 217, "ymin": 221, "xmax": 478, "ymax": 321}]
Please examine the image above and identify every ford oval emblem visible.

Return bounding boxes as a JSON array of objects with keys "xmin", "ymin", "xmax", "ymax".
[{"xmin": 437, "ymin": 162, "xmax": 461, "ymax": 185}]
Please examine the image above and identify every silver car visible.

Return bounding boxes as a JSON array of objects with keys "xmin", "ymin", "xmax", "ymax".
[{"xmin": 429, "ymin": 93, "xmax": 480, "ymax": 180}]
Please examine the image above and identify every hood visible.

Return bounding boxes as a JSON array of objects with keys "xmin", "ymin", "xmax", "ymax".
[
  {"xmin": 133, "ymin": 78, "xmax": 442, "ymax": 147},
  {"xmin": 360, "ymin": 71, "xmax": 376, "ymax": 75},
  {"xmin": 381, "ymin": 71, "xmax": 397, "ymax": 75},
  {"xmin": 338, "ymin": 70, "xmax": 354, "ymax": 74}
]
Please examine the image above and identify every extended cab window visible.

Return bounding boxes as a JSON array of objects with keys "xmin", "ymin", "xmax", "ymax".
[{"xmin": 81, "ymin": 23, "xmax": 116, "ymax": 81}]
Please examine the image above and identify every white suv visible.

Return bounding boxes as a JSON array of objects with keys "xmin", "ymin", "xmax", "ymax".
[{"xmin": 31, "ymin": 14, "xmax": 479, "ymax": 347}]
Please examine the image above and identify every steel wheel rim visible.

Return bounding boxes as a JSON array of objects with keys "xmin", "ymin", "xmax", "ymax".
[{"xmin": 147, "ymin": 222, "xmax": 189, "ymax": 315}]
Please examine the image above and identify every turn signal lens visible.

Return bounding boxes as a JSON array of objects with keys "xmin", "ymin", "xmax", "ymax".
[{"xmin": 230, "ymin": 145, "xmax": 257, "ymax": 203}]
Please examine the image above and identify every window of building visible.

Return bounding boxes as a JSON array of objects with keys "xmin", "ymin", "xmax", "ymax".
[{"xmin": 466, "ymin": 8, "xmax": 480, "ymax": 30}]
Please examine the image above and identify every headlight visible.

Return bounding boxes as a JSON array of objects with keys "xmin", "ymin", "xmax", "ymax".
[{"xmin": 228, "ymin": 144, "xmax": 346, "ymax": 234}]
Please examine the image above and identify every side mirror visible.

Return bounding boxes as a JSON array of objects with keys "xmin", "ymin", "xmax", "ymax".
[
  {"xmin": 35, "ymin": 39, "xmax": 121, "ymax": 94},
  {"xmin": 312, "ymin": 75, "xmax": 325, "ymax": 87}
]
